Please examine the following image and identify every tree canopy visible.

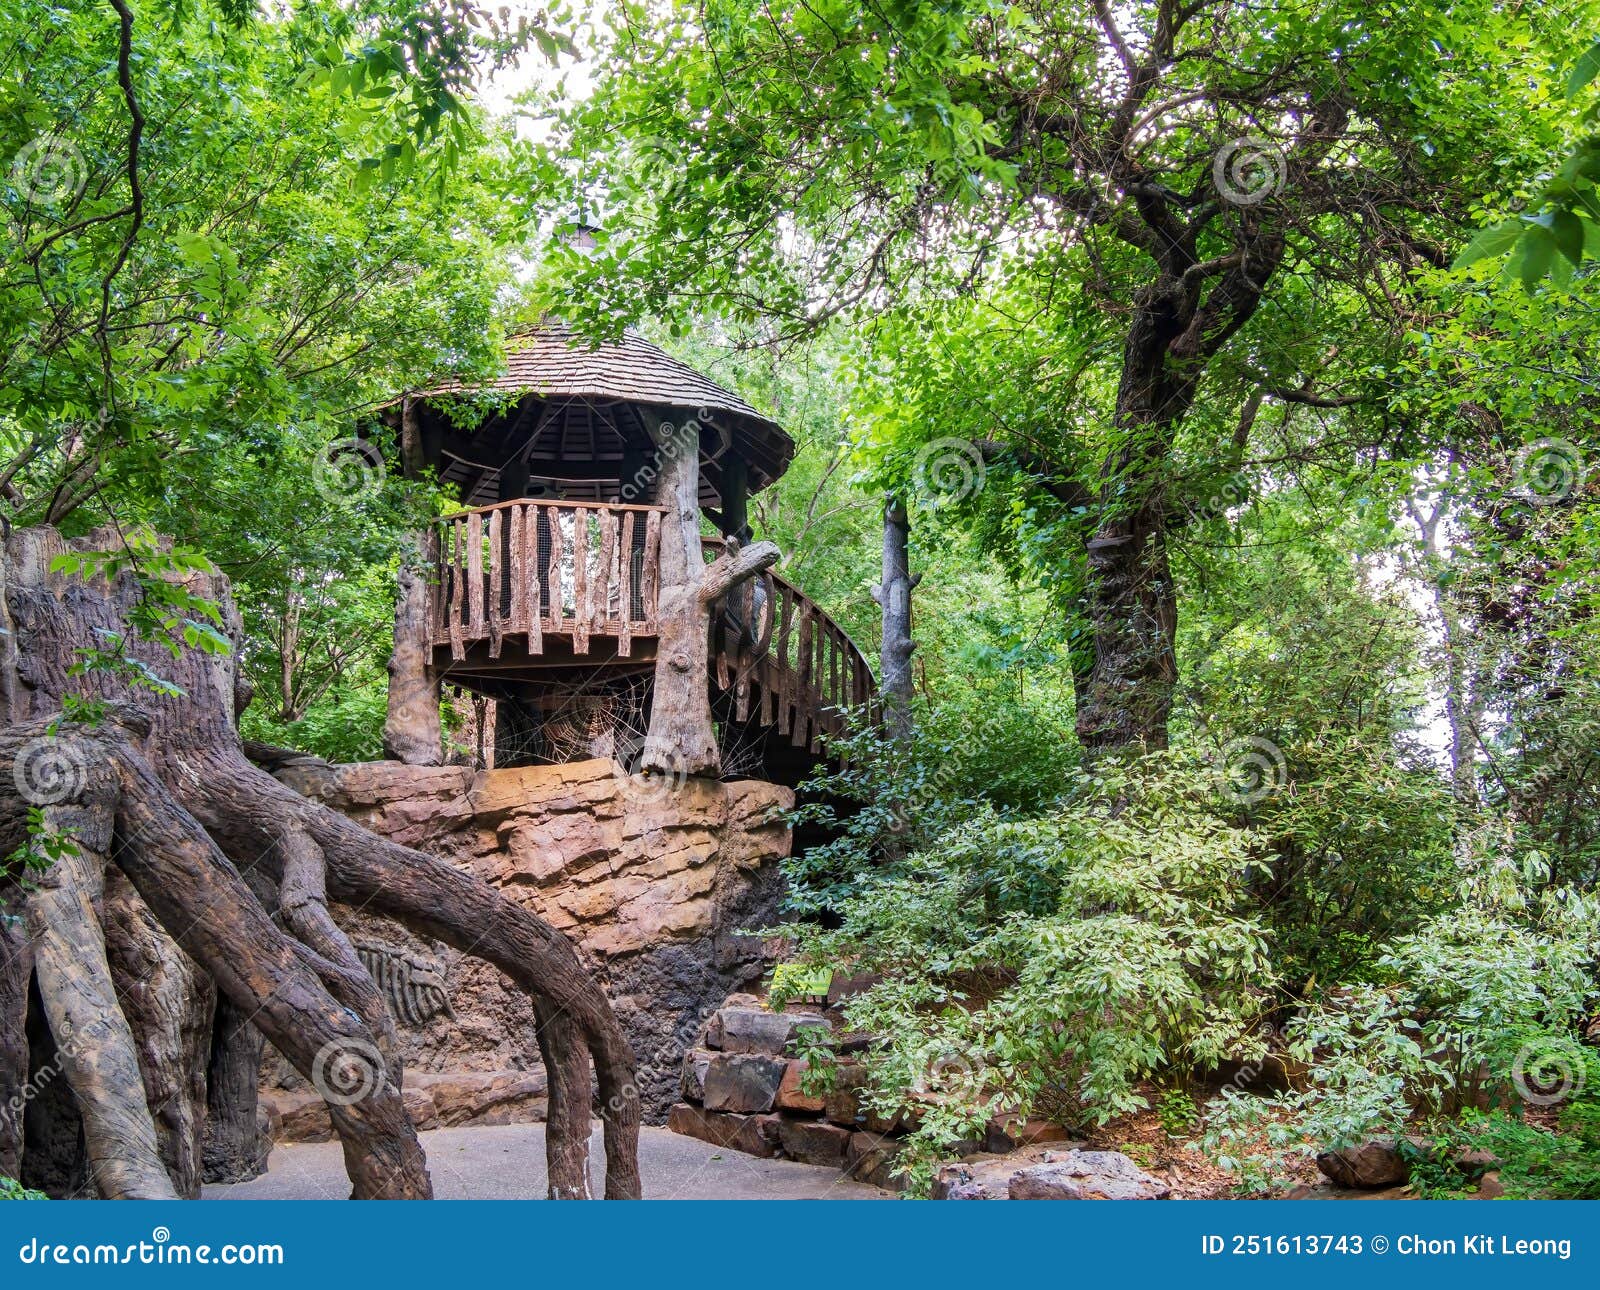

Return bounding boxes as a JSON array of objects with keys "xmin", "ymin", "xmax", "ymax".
[{"xmin": 6, "ymin": 0, "xmax": 1600, "ymax": 1200}]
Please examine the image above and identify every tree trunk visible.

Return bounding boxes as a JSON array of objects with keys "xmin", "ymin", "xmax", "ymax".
[
  {"xmin": 383, "ymin": 531, "xmax": 442, "ymax": 765},
  {"xmin": 23, "ymin": 792, "xmax": 178, "ymax": 1200},
  {"xmin": 202, "ymin": 994, "xmax": 268, "ymax": 1184},
  {"xmin": 102, "ymin": 867, "xmax": 214, "ymax": 1198},
  {"xmin": 0, "ymin": 522, "xmax": 641, "ymax": 1199},
  {"xmin": 643, "ymin": 418, "xmax": 779, "ymax": 777},
  {"xmin": 1075, "ymin": 288, "xmax": 1193, "ymax": 755},
  {"xmin": 0, "ymin": 889, "xmax": 34, "ymax": 1180},
  {"xmin": 870, "ymin": 495, "xmax": 917, "ymax": 742}
]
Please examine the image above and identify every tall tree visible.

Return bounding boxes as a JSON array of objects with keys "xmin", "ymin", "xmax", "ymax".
[{"xmin": 543, "ymin": 0, "xmax": 1584, "ymax": 750}]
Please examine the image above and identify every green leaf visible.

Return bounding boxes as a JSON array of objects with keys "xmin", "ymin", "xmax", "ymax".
[
  {"xmin": 1453, "ymin": 219, "xmax": 1524, "ymax": 269},
  {"xmin": 1551, "ymin": 208, "xmax": 1586, "ymax": 265},
  {"xmin": 1568, "ymin": 39, "xmax": 1600, "ymax": 97},
  {"xmin": 1519, "ymin": 226, "xmax": 1556, "ymax": 289}
]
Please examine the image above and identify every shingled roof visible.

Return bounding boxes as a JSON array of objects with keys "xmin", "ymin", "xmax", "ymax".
[{"xmin": 403, "ymin": 322, "xmax": 795, "ymax": 499}]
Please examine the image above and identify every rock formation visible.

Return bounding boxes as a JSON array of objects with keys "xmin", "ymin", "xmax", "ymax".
[{"xmin": 268, "ymin": 757, "xmax": 794, "ymax": 1122}]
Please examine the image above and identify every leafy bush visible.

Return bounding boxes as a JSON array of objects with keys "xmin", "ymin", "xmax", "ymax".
[
  {"xmin": 1201, "ymin": 845, "xmax": 1600, "ymax": 1192},
  {"xmin": 786, "ymin": 686, "xmax": 1075, "ymax": 917},
  {"xmin": 775, "ymin": 751, "xmax": 1277, "ymax": 1193},
  {"xmin": 0, "ymin": 1176, "xmax": 46, "ymax": 1200},
  {"xmin": 1408, "ymin": 1096, "xmax": 1600, "ymax": 1199}
]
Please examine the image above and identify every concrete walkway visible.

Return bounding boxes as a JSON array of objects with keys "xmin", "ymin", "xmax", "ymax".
[{"xmin": 204, "ymin": 1123, "xmax": 890, "ymax": 1201}]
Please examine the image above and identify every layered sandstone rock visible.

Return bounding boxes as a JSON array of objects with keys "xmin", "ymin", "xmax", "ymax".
[{"xmin": 269, "ymin": 758, "xmax": 793, "ymax": 1122}]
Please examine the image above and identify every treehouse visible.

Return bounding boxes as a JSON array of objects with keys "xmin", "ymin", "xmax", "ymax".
[{"xmin": 376, "ymin": 322, "xmax": 873, "ymax": 784}]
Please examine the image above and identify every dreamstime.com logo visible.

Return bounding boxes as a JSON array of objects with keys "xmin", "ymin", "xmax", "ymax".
[
  {"xmin": 310, "ymin": 1037, "xmax": 386, "ymax": 1107},
  {"xmin": 311, "ymin": 437, "xmax": 384, "ymax": 508},
  {"xmin": 11, "ymin": 134, "xmax": 87, "ymax": 206},
  {"xmin": 1512, "ymin": 1038, "xmax": 1588, "ymax": 1107},
  {"xmin": 912, "ymin": 437, "xmax": 986, "ymax": 504},
  {"xmin": 16, "ymin": 1227, "xmax": 284, "ymax": 1267},
  {"xmin": 1212, "ymin": 735, "xmax": 1288, "ymax": 805},
  {"xmin": 1513, "ymin": 436, "xmax": 1587, "ymax": 507},
  {"xmin": 1212, "ymin": 137, "xmax": 1286, "ymax": 206},
  {"xmin": 11, "ymin": 735, "xmax": 89, "ymax": 806}
]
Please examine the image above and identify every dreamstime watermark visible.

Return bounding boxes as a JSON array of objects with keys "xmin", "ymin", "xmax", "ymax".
[
  {"xmin": 12, "ymin": 735, "xmax": 89, "ymax": 806},
  {"xmin": 597, "ymin": 1000, "xmax": 726, "ymax": 1121},
  {"xmin": 309, "ymin": 1037, "xmax": 386, "ymax": 1106},
  {"xmin": 11, "ymin": 133, "xmax": 87, "ymax": 206},
  {"xmin": 1202, "ymin": 470, "xmax": 1251, "ymax": 517},
  {"xmin": 1511, "ymin": 1038, "xmax": 1587, "ymax": 1107},
  {"xmin": 17, "ymin": 1227, "xmax": 284, "ymax": 1267},
  {"xmin": 1512, "ymin": 436, "xmax": 1586, "ymax": 506},
  {"xmin": 912, "ymin": 1044, "xmax": 977, "ymax": 1096},
  {"xmin": 618, "ymin": 413, "xmax": 707, "ymax": 505},
  {"xmin": 912, "ymin": 437, "xmax": 986, "ymax": 504},
  {"xmin": 4, "ymin": 1021, "xmax": 102, "ymax": 1124},
  {"xmin": 610, "ymin": 734, "xmax": 690, "ymax": 806},
  {"xmin": 1212, "ymin": 735, "xmax": 1288, "ymax": 805},
  {"xmin": 1212, "ymin": 137, "xmax": 1286, "ymax": 206},
  {"xmin": 311, "ymin": 436, "xmax": 385, "ymax": 508}
]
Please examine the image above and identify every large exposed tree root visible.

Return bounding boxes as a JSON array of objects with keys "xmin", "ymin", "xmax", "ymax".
[{"xmin": 0, "ymin": 525, "xmax": 641, "ymax": 1199}]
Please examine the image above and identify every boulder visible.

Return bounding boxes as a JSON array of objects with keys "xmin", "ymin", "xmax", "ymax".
[
  {"xmin": 984, "ymin": 1114, "xmax": 1075, "ymax": 1153},
  {"xmin": 701, "ymin": 1053, "xmax": 788, "ymax": 1114},
  {"xmin": 266, "ymin": 1089, "xmax": 334, "ymax": 1143},
  {"xmin": 775, "ymin": 1059, "xmax": 826, "ymax": 1113},
  {"xmin": 706, "ymin": 1006, "xmax": 828, "ymax": 1057},
  {"xmin": 1008, "ymin": 1150, "xmax": 1171, "ymax": 1200},
  {"xmin": 846, "ymin": 1131, "xmax": 905, "ymax": 1190},
  {"xmin": 262, "ymin": 1070, "xmax": 551, "ymax": 1143},
  {"xmin": 680, "ymin": 1048, "xmax": 714, "ymax": 1104},
  {"xmin": 1453, "ymin": 1146, "xmax": 1499, "ymax": 1179},
  {"xmin": 403, "ymin": 1086, "xmax": 439, "ymax": 1132},
  {"xmin": 666, "ymin": 1103, "xmax": 782, "ymax": 1158},
  {"xmin": 824, "ymin": 1064, "xmax": 867, "ymax": 1127},
  {"xmin": 933, "ymin": 1156, "xmax": 1017, "ymax": 1200},
  {"xmin": 1315, "ymin": 1139, "xmax": 1411, "ymax": 1189},
  {"xmin": 412, "ymin": 1071, "xmax": 548, "ymax": 1128},
  {"xmin": 826, "ymin": 972, "xmax": 881, "ymax": 1007},
  {"xmin": 777, "ymin": 1118, "xmax": 852, "ymax": 1166}
]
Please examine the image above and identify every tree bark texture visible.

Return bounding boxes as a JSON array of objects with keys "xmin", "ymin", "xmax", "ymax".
[
  {"xmin": 0, "ymin": 523, "xmax": 641, "ymax": 1199},
  {"xmin": 870, "ymin": 495, "xmax": 917, "ymax": 743},
  {"xmin": 202, "ymin": 994, "xmax": 268, "ymax": 1184},
  {"xmin": 383, "ymin": 530, "xmax": 442, "ymax": 765},
  {"xmin": 643, "ymin": 418, "xmax": 778, "ymax": 778}
]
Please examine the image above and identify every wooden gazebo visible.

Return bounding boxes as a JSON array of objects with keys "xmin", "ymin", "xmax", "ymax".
[{"xmin": 377, "ymin": 323, "xmax": 873, "ymax": 782}]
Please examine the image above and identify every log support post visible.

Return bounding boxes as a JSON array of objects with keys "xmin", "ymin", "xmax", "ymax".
[
  {"xmin": 383, "ymin": 528, "xmax": 443, "ymax": 765},
  {"xmin": 642, "ymin": 416, "xmax": 779, "ymax": 778},
  {"xmin": 203, "ymin": 995, "xmax": 268, "ymax": 1184},
  {"xmin": 0, "ymin": 889, "xmax": 33, "ymax": 1180}
]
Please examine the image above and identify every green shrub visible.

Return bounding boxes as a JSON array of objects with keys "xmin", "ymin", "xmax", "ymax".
[
  {"xmin": 1200, "ymin": 846, "xmax": 1600, "ymax": 1192},
  {"xmin": 0, "ymin": 1176, "xmax": 46, "ymax": 1200},
  {"xmin": 775, "ymin": 751, "xmax": 1277, "ymax": 1194},
  {"xmin": 1409, "ymin": 1088, "xmax": 1600, "ymax": 1199}
]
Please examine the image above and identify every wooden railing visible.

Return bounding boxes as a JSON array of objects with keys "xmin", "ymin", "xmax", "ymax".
[
  {"xmin": 431, "ymin": 500, "xmax": 875, "ymax": 753},
  {"xmin": 434, "ymin": 499, "xmax": 664, "ymax": 660},
  {"xmin": 703, "ymin": 537, "xmax": 874, "ymax": 753}
]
